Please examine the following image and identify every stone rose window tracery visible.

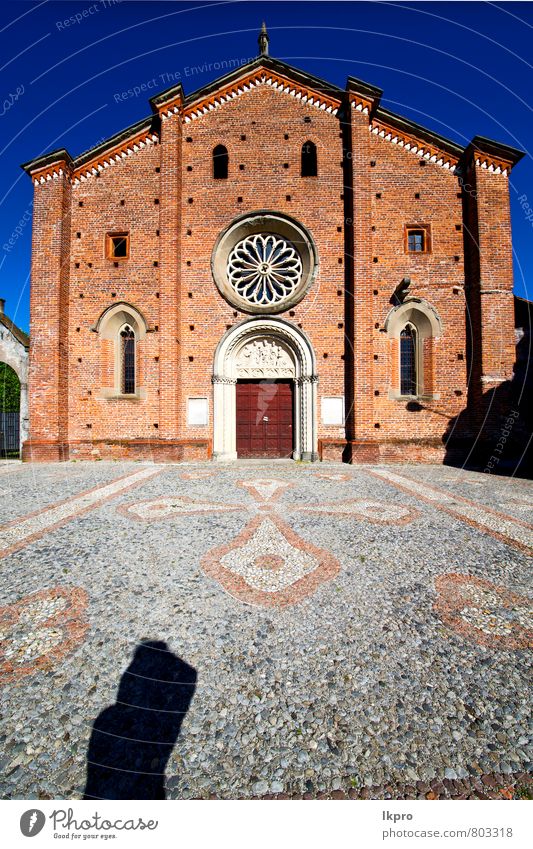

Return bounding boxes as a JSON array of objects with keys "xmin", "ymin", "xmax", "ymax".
[
  {"xmin": 227, "ymin": 234, "xmax": 303, "ymax": 307},
  {"xmin": 212, "ymin": 212, "xmax": 317, "ymax": 315}
]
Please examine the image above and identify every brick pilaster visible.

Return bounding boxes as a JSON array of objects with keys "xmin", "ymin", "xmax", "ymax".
[
  {"xmin": 24, "ymin": 163, "xmax": 71, "ymax": 459},
  {"xmin": 461, "ymin": 141, "xmax": 520, "ymax": 435},
  {"xmin": 158, "ymin": 108, "xmax": 182, "ymax": 439},
  {"xmin": 344, "ymin": 81, "xmax": 382, "ymax": 455}
]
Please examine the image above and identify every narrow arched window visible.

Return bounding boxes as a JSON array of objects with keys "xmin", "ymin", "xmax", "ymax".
[
  {"xmin": 301, "ymin": 140, "xmax": 317, "ymax": 177},
  {"xmin": 400, "ymin": 324, "xmax": 417, "ymax": 396},
  {"xmin": 120, "ymin": 325, "xmax": 135, "ymax": 394},
  {"xmin": 213, "ymin": 144, "xmax": 228, "ymax": 179}
]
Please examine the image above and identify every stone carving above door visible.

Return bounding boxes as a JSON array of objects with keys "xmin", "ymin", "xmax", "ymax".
[{"xmin": 235, "ymin": 338, "xmax": 295, "ymax": 378}]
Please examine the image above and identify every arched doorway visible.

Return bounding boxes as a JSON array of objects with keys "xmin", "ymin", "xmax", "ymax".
[{"xmin": 212, "ymin": 318, "xmax": 318, "ymax": 461}]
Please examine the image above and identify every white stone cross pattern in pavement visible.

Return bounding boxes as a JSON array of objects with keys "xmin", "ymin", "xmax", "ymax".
[
  {"xmin": 0, "ymin": 465, "xmax": 162, "ymax": 558},
  {"xmin": 368, "ymin": 468, "xmax": 533, "ymax": 554}
]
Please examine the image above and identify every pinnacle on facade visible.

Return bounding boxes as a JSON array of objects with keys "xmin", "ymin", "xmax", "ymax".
[{"xmin": 258, "ymin": 21, "xmax": 269, "ymax": 56}]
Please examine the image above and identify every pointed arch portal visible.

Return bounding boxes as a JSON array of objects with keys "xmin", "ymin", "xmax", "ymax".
[{"xmin": 212, "ymin": 318, "xmax": 318, "ymax": 461}]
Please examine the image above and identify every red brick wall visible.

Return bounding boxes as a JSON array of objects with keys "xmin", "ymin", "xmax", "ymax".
[
  {"xmin": 179, "ymin": 86, "xmax": 345, "ymax": 448},
  {"xmin": 467, "ymin": 163, "xmax": 516, "ymax": 381},
  {"xmin": 23, "ymin": 80, "xmax": 518, "ymax": 463},
  {"xmin": 369, "ymin": 134, "xmax": 468, "ymax": 443},
  {"xmin": 25, "ymin": 172, "xmax": 71, "ymax": 460},
  {"xmin": 68, "ymin": 145, "xmax": 161, "ymax": 447},
  {"xmin": 347, "ymin": 107, "xmax": 375, "ymax": 446}
]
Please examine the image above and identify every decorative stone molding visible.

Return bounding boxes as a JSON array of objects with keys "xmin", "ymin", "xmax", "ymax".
[
  {"xmin": 93, "ymin": 302, "xmax": 148, "ymax": 340},
  {"xmin": 235, "ymin": 339, "xmax": 295, "ymax": 378},
  {"xmin": 384, "ymin": 297, "xmax": 443, "ymax": 340},
  {"xmin": 346, "ymin": 76, "xmax": 382, "ymax": 116},
  {"xmin": 183, "ymin": 68, "xmax": 340, "ymax": 123},
  {"xmin": 149, "ymin": 83, "xmax": 184, "ymax": 117},
  {"xmin": 71, "ymin": 133, "xmax": 159, "ymax": 187},
  {"xmin": 295, "ymin": 374, "xmax": 319, "ymax": 385},
  {"xmin": 475, "ymin": 157, "xmax": 508, "ymax": 176},
  {"xmin": 350, "ymin": 98, "xmax": 370, "ymax": 115},
  {"xmin": 384, "ymin": 298, "xmax": 442, "ymax": 402},
  {"xmin": 212, "ymin": 374, "xmax": 237, "ymax": 385},
  {"xmin": 212, "ymin": 211, "xmax": 318, "ymax": 315},
  {"xmin": 28, "ymin": 132, "xmax": 160, "ymax": 187},
  {"xmin": 369, "ymin": 121, "xmax": 458, "ymax": 173},
  {"xmin": 460, "ymin": 136, "xmax": 523, "ymax": 176},
  {"xmin": 212, "ymin": 318, "xmax": 318, "ymax": 461},
  {"xmin": 92, "ymin": 302, "xmax": 148, "ymax": 400},
  {"xmin": 32, "ymin": 167, "xmax": 68, "ymax": 186},
  {"xmin": 160, "ymin": 105, "xmax": 181, "ymax": 120}
]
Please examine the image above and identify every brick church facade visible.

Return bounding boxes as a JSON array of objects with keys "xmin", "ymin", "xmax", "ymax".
[{"xmin": 21, "ymin": 28, "xmax": 523, "ymax": 464}]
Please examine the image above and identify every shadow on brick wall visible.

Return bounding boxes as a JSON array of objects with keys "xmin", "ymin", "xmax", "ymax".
[{"xmin": 442, "ymin": 328, "xmax": 533, "ymax": 479}]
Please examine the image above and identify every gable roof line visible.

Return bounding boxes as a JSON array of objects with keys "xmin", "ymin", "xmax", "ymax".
[
  {"xmin": 184, "ymin": 55, "xmax": 344, "ymax": 107},
  {"xmin": 20, "ymin": 54, "xmax": 524, "ymax": 179},
  {"xmin": 181, "ymin": 61, "xmax": 342, "ymax": 123},
  {"xmin": 373, "ymin": 106, "xmax": 464, "ymax": 159}
]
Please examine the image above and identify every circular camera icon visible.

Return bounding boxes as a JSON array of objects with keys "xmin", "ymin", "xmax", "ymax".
[{"xmin": 20, "ymin": 809, "xmax": 46, "ymax": 837}]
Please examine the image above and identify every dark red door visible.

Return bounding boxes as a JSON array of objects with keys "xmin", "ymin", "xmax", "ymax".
[{"xmin": 236, "ymin": 380, "xmax": 293, "ymax": 458}]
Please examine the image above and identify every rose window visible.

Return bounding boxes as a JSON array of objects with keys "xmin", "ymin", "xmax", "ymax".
[
  {"xmin": 212, "ymin": 212, "xmax": 316, "ymax": 314},
  {"xmin": 227, "ymin": 234, "xmax": 303, "ymax": 307}
]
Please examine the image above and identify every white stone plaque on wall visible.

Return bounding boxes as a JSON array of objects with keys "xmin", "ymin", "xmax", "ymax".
[
  {"xmin": 321, "ymin": 397, "xmax": 344, "ymax": 426},
  {"xmin": 188, "ymin": 397, "xmax": 208, "ymax": 426}
]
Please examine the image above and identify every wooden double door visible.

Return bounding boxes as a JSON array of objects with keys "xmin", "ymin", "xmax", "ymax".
[{"xmin": 236, "ymin": 380, "xmax": 294, "ymax": 459}]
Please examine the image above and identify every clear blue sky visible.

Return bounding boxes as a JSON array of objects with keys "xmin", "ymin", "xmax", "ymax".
[{"xmin": 1, "ymin": 0, "xmax": 531, "ymax": 332}]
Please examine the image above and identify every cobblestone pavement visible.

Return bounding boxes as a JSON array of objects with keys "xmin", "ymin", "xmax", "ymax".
[{"xmin": 0, "ymin": 461, "xmax": 531, "ymax": 800}]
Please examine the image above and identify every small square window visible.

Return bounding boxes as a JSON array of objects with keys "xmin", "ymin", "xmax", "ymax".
[
  {"xmin": 406, "ymin": 227, "xmax": 429, "ymax": 253},
  {"xmin": 106, "ymin": 232, "xmax": 129, "ymax": 260}
]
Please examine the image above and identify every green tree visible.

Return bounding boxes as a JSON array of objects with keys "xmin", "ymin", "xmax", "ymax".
[{"xmin": 0, "ymin": 363, "xmax": 20, "ymax": 412}]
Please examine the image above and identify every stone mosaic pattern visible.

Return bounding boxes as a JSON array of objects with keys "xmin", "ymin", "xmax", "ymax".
[
  {"xmin": 237, "ymin": 477, "xmax": 294, "ymax": 502},
  {"xmin": 0, "ymin": 461, "xmax": 531, "ymax": 801},
  {"xmin": 0, "ymin": 461, "xmax": 142, "ymax": 526},
  {"xmin": 0, "ymin": 465, "xmax": 162, "ymax": 557},
  {"xmin": 119, "ymin": 496, "xmax": 241, "ymax": 522},
  {"xmin": 201, "ymin": 513, "xmax": 340, "ymax": 607},
  {"xmin": 435, "ymin": 574, "xmax": 533, "ymax": 650},
  {"xmin": 180, "ymin": 470, "xmax": 220, "ymax": 481},
  {"xmin": 293, "ymin": 499, "xmax": 419, "ymax": 525},
  {"xmin": 0, "ymin": 587, "xmax": 89, "ymax": 685},
  {"xmin": 384, "ymin": 465, "xmax": 533, "ymax": 525},
  {"xmin": 313, "ymin": 472, "xmax": 352, "ymax": 482},
  {"xmin": 369, "ymin": 468, "xmax": 533, "ymax": 554}
]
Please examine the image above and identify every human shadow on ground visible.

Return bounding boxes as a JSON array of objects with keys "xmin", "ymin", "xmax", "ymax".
[{"xmin": 84, "ymin": 640, "xmax": 197, "ymax": 800}]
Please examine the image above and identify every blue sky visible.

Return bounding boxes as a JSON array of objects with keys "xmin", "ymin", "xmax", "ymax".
[{"xmin": 0, "ymin": 1, "xmax": 531, "ymax": 331}]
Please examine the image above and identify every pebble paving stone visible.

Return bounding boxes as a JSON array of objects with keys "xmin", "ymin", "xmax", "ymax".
[{"xmin": 0, "ymin": 460, "xmax": 531, "ymax": 800}]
